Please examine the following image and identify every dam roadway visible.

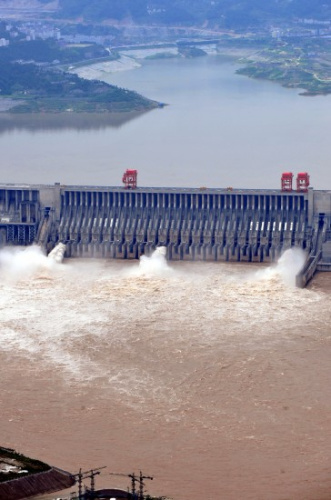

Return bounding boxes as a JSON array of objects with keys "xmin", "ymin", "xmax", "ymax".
[{"xmin": 0, "ymin": 182, "xmax": 330, "ymax": 286}]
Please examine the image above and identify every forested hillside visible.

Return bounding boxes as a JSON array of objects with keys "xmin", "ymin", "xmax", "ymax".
[
  {"xmin": 0, "ymin": 61, "xmax": 158, "ymax": 112},
  {"xmin": 57, "ymin": 0, "xmax": 331, "ymax": 26}
]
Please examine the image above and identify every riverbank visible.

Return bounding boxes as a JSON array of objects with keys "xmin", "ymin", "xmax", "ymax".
[
  {"xmin": 237, "ymin": 62, "xmax": 331, "ymax": 96},
  {"xmin": 68, "ymin": 42, "xmax": 225, "ymax": 83},
  {"xmin": 227, "ymin": 38, "xmax": 331, "ymax": 96},
  {"xmin": 68, "ymin": 45, "xmax": 193, "ymax": 81},
  {"xmin": 70, "ymin": 54, "xmax": 142, "ymax": 80},
  {"xmin": 70, "ymin": 40, "xmax": 331, "ymax": 97}
]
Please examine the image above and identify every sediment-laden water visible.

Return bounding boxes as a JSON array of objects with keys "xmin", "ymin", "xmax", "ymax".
[{"xmin": 0, "ymin": 248, "xmax": 330, "ymax": 499}]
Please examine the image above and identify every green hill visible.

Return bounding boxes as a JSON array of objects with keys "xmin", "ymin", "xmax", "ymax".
[
  {"xmin": 0, "ymin": 62, "xmax": 158, "ymax": 113},
  {"xmin": 0, "ymin": 36, "xmax": 158, "ymax": 114},
  {"xmin": 57, "ymin": 0, "xmax": 331, "ymax": 27}
]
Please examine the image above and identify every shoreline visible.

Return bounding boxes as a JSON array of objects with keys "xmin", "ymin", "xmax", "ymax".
[
  {"xmin": 70, "ymin": 54, "xmax": 142, "ymax": 81},
  {"xmin": 68, "ymin": 46, "xmax": 223, "ymax": 82},
  {"xmin": 0, "ymin": 98, "xmax": 22, "ymax": 112}
]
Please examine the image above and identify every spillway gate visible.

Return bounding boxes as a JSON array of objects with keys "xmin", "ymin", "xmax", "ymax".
[{"xmin": 0, "ymin": 183, "xmax": 331, "ymax": 286}]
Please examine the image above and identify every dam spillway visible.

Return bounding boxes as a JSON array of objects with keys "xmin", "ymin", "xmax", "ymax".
[{"xmin": 0, "ymin": 182, "xmax": 331, "ymax": 285}]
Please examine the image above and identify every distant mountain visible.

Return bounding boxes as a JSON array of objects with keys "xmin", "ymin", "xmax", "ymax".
[
  {"xmin": 56, "ymin": 0, "xmax": 331, "ymax": 27},
  {"xmin": 0, "ymin": 0, "xmax": 57, "ymax": 10},
  {"xmin": 1, "ymin": 1, "xmax": 330, "ymax": 28}
]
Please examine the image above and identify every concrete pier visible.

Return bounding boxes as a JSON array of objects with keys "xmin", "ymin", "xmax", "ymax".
[{"xmin": 0, "ymin": 183, "xmax": 330, "ymax": 285}]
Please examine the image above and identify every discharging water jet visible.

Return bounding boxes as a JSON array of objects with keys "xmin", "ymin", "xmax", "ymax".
[
  {"xmin": 275, "ymin": 247, "xmax": 307, "ymax": 286},
  {"xmin": 254, "ymin": 247, "xmax": 307, "ymax": 287},
  {"xmin": 0, "ymin": 243, "xmax": 66, "ymax": 281},
  {"xmin": 137, "ymin": 246, "xmax": 172, "ymax": 277},
  {"xmin": 47, "ymin": 243, "xmax": 66, "ymax": 264}
]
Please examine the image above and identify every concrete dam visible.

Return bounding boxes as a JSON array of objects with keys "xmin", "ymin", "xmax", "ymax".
[{"xmin": 0, "ymin": 178, "xmax": 331, "ymax": 286}]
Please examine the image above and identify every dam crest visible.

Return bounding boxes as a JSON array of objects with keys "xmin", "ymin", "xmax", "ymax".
[{"xmin": 0, "ymin": 181, "xmax": 330, "ymax": 286}]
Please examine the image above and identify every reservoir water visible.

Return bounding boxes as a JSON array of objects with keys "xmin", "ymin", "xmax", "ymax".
[{"xmin": 0, "ymin": 55, "xmax": 330, "ymax": 189}]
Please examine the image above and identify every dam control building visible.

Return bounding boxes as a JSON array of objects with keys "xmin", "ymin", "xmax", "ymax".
[{"xmin": 0, "ymin": 173, "xmax": 330, "ymax": 286}]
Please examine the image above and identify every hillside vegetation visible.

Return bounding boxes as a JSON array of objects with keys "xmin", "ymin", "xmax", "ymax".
[
  {"xmin": 57, "ymin": 0, "xmax": 331, "ymax": 27},
  {"xmin": 0, "ymin": 35, "xmax": 158, "ymax": 113},
  {"xmin": 0, "ymin": 62, "xmax": 157, "ymax": 112}
]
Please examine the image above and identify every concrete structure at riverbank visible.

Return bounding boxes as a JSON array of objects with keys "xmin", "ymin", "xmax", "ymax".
[
  {"xmin": 0, "ymin": 183, "xmax": 330, "ymax": 286},
  {"xmin": 0, "ymin": 467, "xmax": 74, "ymax": 500}
]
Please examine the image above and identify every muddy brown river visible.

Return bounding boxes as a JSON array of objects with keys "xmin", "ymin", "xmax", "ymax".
[{"xmin": 0, "ymin": 248, "xmax": 330, "ymax": 500}]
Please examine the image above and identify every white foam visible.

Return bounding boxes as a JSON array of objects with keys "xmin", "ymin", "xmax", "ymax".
[
  {"xmin": 0, "ymin": 252, "xmax": 326, "ymax": 407},
  {"xmin": 254, "ymin": 248, "xmax": 307, "ymax": 287},
  {"xmin": 133, "ymin": 246, "xmax": 173, "ymax": 277},
  {"xmin": 0, "ymin": 245, "xmax": 51, "ymax": 281},
  {"xmin": 0, "ymin": 243, "xmax": 67, "ymax": 283},
  {"xmin": 275, "ymin": 247, "xmax": 307, "ymax": 286}
]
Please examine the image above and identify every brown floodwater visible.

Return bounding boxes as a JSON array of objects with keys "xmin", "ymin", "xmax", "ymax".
[{"xmin": 0, "ymin": 247, "xmax": 330, "ymax": 500}]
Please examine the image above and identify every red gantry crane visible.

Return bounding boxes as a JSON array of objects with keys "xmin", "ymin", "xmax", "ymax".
[
  {"xmin": 281, "ymin": 172, "xmax": 293, "ymax": 191},
  {"xmin": 296, "ymin": 172, "xmax": 310, "ymax": 192},
  {"xmin": 122, "ymin": 169, "xmax": 138, "ymax": 189},
  {"xmin": 281, "ymin": 172, "xmax": 310, "ymax": 192}
]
